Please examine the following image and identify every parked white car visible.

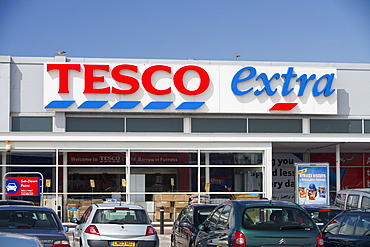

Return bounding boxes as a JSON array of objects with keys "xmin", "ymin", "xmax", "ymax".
[{"xmin": 71, "ymin": 203, "xmax": 159, "ymax": 247}]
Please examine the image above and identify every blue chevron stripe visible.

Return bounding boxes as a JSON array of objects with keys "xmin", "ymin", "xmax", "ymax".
[
  {"xmin": 45, "ymin": 100, "xmax": 75, "ymax": 108},
  {"xmin": 111, "ymin": 101, "xmax": 140, "ymax": 109},
  {"xmin": 176, "ymin": 102, "xmax": 205, "ymax": 110},
  {"xmin": 144, "ymin": 101, "xmax": 173, "ymax": 109},
  {"xmin": 46, "ymin": 100, "xmax": 205, "ymax": 110},
  {"xmin": 78, "ymin": 101, "xmax": 108, "ymax": 109}
]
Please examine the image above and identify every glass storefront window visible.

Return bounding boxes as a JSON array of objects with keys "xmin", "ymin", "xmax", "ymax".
[
  {"xmin": 59, "ymin": 152, "xmax": 126, "ymax": 165},
  {"xmin": 130, "ymin": 167, "xmax": 198, "ymax": 194},
  {"xmin": 130, "ymin": 151, "xmax": 197, "ymax": 165},
  {"xmin": 68, "ymin": 167, "xmax": 126, "ymax": 195},
  {"xmin": 2, "ymin": 149, "xmax": 266, "ymax": 222},
  {"xmin": 66, "ymin": 117, "xmax": 124, "ymax": 132},
  {"xmin": 7, "ymin": 151, "xmax": 55, "ymax": 165},
  {"xmin": 3, "ymin": 151, "xmax": 57, "ymax": 198},
  {"xmin": 191, "ymin": 118, "xmax": 247, "ymax": 133},
  {"xmin": 200, "ymin": 151, "xmax": 263, "ymax": 165},
  {"xmin": 12, "ymin": 116, "xmax": 53, "ymax": 132},
  {"xmin": 198, "ymin": 167, "xmax": 263, "ymax": 194},
  {"xmin": 249, "ymin": 119, "xmax": 302, "ymax": 133},
  {"xmin": 310, "ymin": 119, "xmax": 362, "ymax": 133},
  {"xmin": 126, "ymin": 118, "xmax": 183, "ymax": 132}
]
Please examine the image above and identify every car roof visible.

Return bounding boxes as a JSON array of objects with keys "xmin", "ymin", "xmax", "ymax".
[
  {"xmin": 0, "ymin": 205, "xmax": 55, "ymax": 212},
  {"xmin": 338, "ymin": 188, "xmax": 370, "ymax": 193},
  {"xmin": 344, "ymin": 208, "xmax": 370, "ymax": 213},
  {"xmin": 187, "ymin": 204, "xmax": 218, "ymax": 208},
  {"xmin": 230, "ymin": 200, "xmax": 300, "ymax": 207},
  {"xmin": 302, "ymin": 205, "xmax": 342, "ymax": 210},
  {"xmin": 93, "ymin": 203, "xmax": 145, "ymax": 209},
  {"xmin": 0, "ymin": 200, "xmax": 34, "ymax": 206}
]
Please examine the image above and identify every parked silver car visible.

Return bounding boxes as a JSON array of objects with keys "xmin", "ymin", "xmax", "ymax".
[
  {"xmin": 71, "ymin": 203, "xmax": 159, "ymax": 247},
  {"xmin": 335, "ymin": 188, "xmax": 370, "ymax": 210}
]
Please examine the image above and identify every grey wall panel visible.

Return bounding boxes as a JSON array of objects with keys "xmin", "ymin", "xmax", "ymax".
[
  {"xmin": 0, "ymin": 58, "xmax": 10, "ymax": 132},
  {"xmin": 10, "ymin": 63, "xmax": 44, "ymax": 113},
  {"xmin": 336, "ymin": 69, "xmax": 370, "ymax": 117}
]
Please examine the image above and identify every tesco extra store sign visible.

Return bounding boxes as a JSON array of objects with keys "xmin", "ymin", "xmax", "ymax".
[{"xmin": 44, "ymin": 63, "xmax": 337, "ymax": 114}]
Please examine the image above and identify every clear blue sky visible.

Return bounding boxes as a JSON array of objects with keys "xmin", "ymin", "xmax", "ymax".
[{"xmin": 1, "ymin": 0, "xmax": 369, "ymax": 63}]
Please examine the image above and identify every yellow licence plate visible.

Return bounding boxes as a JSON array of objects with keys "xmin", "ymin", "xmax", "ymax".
[{"xmin": 112, "ymin": 241, "xmax": 136, "ymax": 247}]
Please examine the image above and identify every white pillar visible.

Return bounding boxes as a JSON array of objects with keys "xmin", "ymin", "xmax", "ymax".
[{"xmin": 336, "ymin": 144, "xmax": 341, "ymax": 192}]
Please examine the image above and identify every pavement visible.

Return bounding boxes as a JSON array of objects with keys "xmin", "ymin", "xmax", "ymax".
[
  {"xmin": 67, "ymin": 226, "xmax": 173, "ymax": 247},
  {"xmin": 156, "ymin": 226, "xmax": 172, "ymax": 247}
]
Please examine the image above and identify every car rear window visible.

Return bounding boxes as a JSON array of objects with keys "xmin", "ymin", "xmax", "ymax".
[
  {"xmin": 195, "ymin": 207, "xmax": 216, "ymax": 226},
  {"xmin": 335, "ymin": 193, "xmax": 347, "ymax": 209},
  {"xmin": 243, "ymin": 207, "xmax": 315, "ymax": 231},
  {"xmin": 307, "ymin": 209, "xmax": 342, "ymax": 226},
  {"xmin": 92, "ymin": 208, "xmax": 150, "ymax": 224},
  {"xmin": 0, "ymin": 210, "xmax": 59, "ymax": 230},
  {"xmin": 361, "ymin": 196, "xmax": 370, "ymax": 209}
]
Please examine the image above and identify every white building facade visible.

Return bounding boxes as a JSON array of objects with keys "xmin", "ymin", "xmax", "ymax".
[{"xmin": 1, "ymin": 55, "xmax": 370, "ymax": 221}]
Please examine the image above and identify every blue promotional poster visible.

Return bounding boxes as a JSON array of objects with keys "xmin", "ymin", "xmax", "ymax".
[{"xmin": 295, "ymin": 163, "xmax": 329, "ymax": 205}]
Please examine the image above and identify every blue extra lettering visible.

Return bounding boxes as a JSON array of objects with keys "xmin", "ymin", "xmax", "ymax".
[
  {"xmin": 254, "ymin": 72, "xmax": 280, "ymax": 96},
  {"xmin": 231, "ymin": 66, "xmax": 336, "ymax": 97},
  {"xmin": 231, "ymin": 66, "xmax": 256, "ymax": 95},
  {"xmin": 312, "ymin": 74, "xmax": 335, "ymax": 97}
]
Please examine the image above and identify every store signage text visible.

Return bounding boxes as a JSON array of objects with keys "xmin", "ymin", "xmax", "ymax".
[
  {"xmin": 45, "ymin": 62, "xmax": 337, "ymax": 114},
  {"xmin": 6, "ymin": 177, "xmax": 40, "ymax": 197},
  {"xmin": 47, "ymin": 64, "xmax": 335, "ymax": 98},
  {"xmin": 47, "ymin": 64, "xmax": 210, "ymax": 96},
  {"xmin": 231, "ymin": 66, "xmax": 335, "ymax": 97}
]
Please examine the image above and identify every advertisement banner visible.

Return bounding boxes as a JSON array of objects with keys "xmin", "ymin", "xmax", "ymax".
[
  {"xmin": 6, "ymin": 177, "xmax": 40, "ymax": 197},
  {"xmin": 295, "ymin": 163, "xmax": 329, "ymax": 205},
  {"xmin": 272, "ymin": 153, "xmax": 303, "ymax": 202}
]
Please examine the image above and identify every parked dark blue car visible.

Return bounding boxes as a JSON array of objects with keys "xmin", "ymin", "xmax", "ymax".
[
  {"xmin": 171, "ymin": 204, "xmax": 218, "ymax": 247},
  {"xmin": 322, "ymin": 209, "xmax": 370, "ymax": 247},
  {"xmin": 0, "ymin": 205, "xmax": 70, "ymax": 247}
]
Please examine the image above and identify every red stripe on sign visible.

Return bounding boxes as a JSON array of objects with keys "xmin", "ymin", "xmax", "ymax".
[{"xmin": 269, "ymin": 103, "xmax": 298, "ymax": 111}]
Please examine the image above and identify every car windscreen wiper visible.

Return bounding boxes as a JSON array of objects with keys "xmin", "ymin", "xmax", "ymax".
[{"xmin": 280, "ymin": 225, "xmax": 312, "ymax": 230}]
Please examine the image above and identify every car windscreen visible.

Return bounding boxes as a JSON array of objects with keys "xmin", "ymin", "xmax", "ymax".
[
  {"xmin": 195, "ymin": 207, "xmax": 216, "ymax": 226},
  {"xmin": 0, "ymin": 210, "xmax": 60, "ymax": 230},
  {"xmin": 243, "ymin": 207, "xmax": 315, "ymax": 231},
  {"xmin": 92, "ymin": 208, "xmax": 150, "ymax": 224}
]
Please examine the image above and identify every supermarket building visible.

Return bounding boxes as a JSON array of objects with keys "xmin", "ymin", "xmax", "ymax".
[{"xmin": 1, "ymin": 55, "xmax": 370, "ymax": 221}]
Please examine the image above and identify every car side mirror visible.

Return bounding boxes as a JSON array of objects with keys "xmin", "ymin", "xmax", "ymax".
[
  {"xmin": 70, "ymin": 218, "xmax": 80, "ymax": 224},
  {"xmin": 63, "ymin": 226, "xmax": 69, "ymax": 232}
]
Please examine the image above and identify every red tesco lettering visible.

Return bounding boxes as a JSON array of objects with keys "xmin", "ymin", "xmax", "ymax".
[{"xmin": 47, "ymin": 64, "xmax": 210, "ymax": 96}]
